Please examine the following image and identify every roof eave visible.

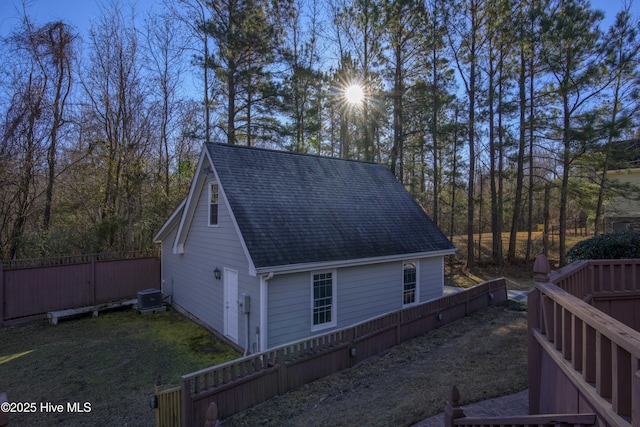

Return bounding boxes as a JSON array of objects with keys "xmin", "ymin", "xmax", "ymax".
[
  {"xmin": 153, "ymin": 199, "xmax": 186, "ymax": 243},
  {"xmin": 172, "ymin": 145, "xmax": 211, "ymax": 254},
  {"xmin": 254, "ymin": 248, "xmax": 458, "ymax": 276}
]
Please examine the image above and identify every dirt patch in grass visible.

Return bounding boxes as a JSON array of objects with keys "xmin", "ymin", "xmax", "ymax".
[
  {"xmin": 0, "ymin": 308, "xmax": 241, "ymax": 427},
  {"xmin": 223, "ymin": 304, "xmax": 528, "ymax": 427}
]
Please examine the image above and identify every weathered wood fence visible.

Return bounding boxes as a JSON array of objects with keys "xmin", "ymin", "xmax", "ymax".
[
  {"xmin": 163, "ymin": 278, "xmax": 507, "ymax": 426},
  {"xmin": 0, "ymin": 251, "xmax": 160, "ymax": 326},
  {"xmin": 528, "ymin": 257, "xmax": 640, "ymax": 427}
]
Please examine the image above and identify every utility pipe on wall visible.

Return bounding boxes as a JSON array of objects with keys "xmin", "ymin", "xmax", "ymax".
[{"xmin": 241, "ymin": 293, "xmax": 251, "ymax": 357}]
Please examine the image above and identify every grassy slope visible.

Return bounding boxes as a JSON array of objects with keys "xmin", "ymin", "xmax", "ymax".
[{"xmin": 0, "ymin": 308, "xmax": 240, "ymax": 427}]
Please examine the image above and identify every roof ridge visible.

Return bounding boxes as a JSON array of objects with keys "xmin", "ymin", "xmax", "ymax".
[{"xmin": 205, "ymin": 142, "xmax": 382, "ymax": 166}]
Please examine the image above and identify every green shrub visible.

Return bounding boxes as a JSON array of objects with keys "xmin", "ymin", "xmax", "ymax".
[{"xmin": 566, "ymin": 230, "xmax": 640, "ymax": 263}]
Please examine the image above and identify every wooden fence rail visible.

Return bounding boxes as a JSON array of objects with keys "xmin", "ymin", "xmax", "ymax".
[
  {"xmin": 547, "ymin": 258, "xmax": 640, "ymax": 299},
  {"xmin": 528, "ymin": 256, "xmax": 640, "ymax": 427},
  {"xmin": 0, "ymin": 252, "xmax": 160, "ymax": 326},
  {"xmin": 174, "ymin": 278, "xmax": 507, "ymax": 426},
  {"xmin": 445, "ymin": 385, "xmax": 596, "ymax": 427}
]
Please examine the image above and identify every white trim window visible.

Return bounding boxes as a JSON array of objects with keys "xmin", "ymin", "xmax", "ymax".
[
  {"xmin": 209, "ymin": 182, "xmax": 219, "ymax": 226},
  {"xmin": 311, "ymin": 270, "xmax": 337, "ymax": 331},
  {"xmin": 403, "ymin": 262, "xmax": 418, "ymax": 306}
]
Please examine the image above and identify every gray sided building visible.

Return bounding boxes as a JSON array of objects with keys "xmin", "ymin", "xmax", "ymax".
[{"xmin": 154, "ymin": 143, "xmax": 456, "ymax": 352}]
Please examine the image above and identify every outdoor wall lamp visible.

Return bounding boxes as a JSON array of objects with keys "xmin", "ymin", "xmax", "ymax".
[{"xmin": 214, "ymin": 267, "xmax": 222, "ymax": 281}]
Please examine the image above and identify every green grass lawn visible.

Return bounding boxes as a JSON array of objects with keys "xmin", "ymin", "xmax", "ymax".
[{"xmin": 0, "ymin": 308, "xmax": 241, "ymax": 426}]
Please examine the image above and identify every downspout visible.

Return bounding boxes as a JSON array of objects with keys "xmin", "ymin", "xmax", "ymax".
[
  {"xmin": 244, "ymin": 309, "xmax": 250, "ymax": 357},
  {"xmin": 259, "ymin": 272, "xmax": 273, "ymax": 352}
]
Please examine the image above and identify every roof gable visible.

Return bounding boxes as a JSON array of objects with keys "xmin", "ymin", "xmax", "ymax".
[{"xmin": 205, "ymin": 143, "xmax": 454, "ymax": 269}]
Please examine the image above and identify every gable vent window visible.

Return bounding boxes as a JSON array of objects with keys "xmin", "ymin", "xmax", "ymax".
[
  {"xmin": 209, "ymin": 182, "xmax": 219, "ymax": 226},
  {"xmin": 403, "ymin": 262, "xmax": 417, "ymax": 306},
  {"xmin": 311, "ymin": 271, "xmax": 336, "ymax": 331}
]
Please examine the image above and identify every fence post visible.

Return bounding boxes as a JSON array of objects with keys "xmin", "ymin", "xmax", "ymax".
[
  {"xmin": 91, "ymin": 254, "xmax": 96, "ymax": 306},
  {"xmin": 444, "ymin": 385, "xmax": 465, "ymax": 427},
  {"xmin": 0, "ymin": 391, "xmax": 8, "ymax": 427},
  {"xmin": 154, "ymin": 375, "xmax": 163, "ymax": 427},
  {"xmin": 204, "ymin": 402, "xmax": 219, "ymax": 427},
  {"xmin": 633, "ymin": 370, "xmax": 640, "ymax": 427},
  {"xmin": 0, "ymin": 262, "xmax": 4, "ymax": 326},
  {"xmin": 533, "ymin": 254, "xmax": 551, "ymax": 282},
  {"xmin": 528, "ymin": 287, "xmax": 542, "ymax": 415},
  {"xmin": 181, "ymin": 378, "xmax": 192, "ymax": 427},
  {"xmin": 276, "ymin": 349, "xmax": 287, "ymax": 395},
  {"xmin": 346, "ymin": 328, "xmax": 354, "ymax": 368}
]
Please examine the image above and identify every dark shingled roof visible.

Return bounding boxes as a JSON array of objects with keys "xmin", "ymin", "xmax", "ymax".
[{"xmin": 206, "ymin": 143, "xmax": 455, "ymax": 269}]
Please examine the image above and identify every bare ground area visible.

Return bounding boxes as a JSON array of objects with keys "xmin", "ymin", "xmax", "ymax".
[{"xmin": 223, "ymin": 304, "xmax": 529, "ymax": 427}]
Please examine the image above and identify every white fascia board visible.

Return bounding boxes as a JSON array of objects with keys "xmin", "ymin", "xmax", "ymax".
[
  {"xmin": 254, "ymin": 248, "xmax": 458, "ymax": 276},
  {"xmin": 172, "ymin": 145, "xmax": 209, "ymax": 254},
  {"xmin": 153, "ymin": 198, "xmax": 186, "ymax": 243}
]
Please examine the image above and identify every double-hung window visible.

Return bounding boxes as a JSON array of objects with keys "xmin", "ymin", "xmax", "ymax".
[
  {"xmin": 209, "ymin": 182, "xmax": 219, "ymax": 226},
  {"xmin": 311, "ymin": 271, "xmax": 336, "ymax": 331},
  {"xmin": 403, "ymin": 262, "xmax": 418, "ymax": 306}
]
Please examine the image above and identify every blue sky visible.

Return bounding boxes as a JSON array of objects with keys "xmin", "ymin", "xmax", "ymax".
[
  {"xmin": 0, "ymin": 0, "xmax": 635, "ymax": 38},
  {"xmin": 0, "ymin": 0, "xmax": 159, "ymax": 36}
]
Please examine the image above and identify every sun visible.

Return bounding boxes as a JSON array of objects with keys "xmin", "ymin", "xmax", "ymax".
[{"xmin": 344, "ymin": 84, "xmax": 364, "ymax": 105}]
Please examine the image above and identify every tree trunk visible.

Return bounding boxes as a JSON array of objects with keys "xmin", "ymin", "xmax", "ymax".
[
  {"xmin": 488, "ymin": 39, "xmax": 499, "ymax": 265},
  {"xmin": 508, "ymin": 47, "xmax": 527, "ymax": 263},
  {"xmin": 559, "ymin": 86, "xmax": 571, "ymax": 267}
]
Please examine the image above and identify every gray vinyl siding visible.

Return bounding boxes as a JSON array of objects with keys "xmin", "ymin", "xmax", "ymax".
[
  {"xmin": 337, "ymin": 263, "xmax": 399, "ymax": 326},
  {"xmin": 267, "ymin": 272, "xmax": 310, "ymax": 347},
  {"xmin": 266, "ymin": 256, "xmax": 445, "ymax": 348},
  {"xmin": 419, "ymin": 257, "xmax": 444, "ymax": 302},
  {"xmin": 160, "ymin": 179, "xmax": 259, "ymax": 349}
]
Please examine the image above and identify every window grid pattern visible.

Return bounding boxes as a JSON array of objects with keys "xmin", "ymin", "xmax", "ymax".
[
  {"xmin": 403, "ymin": 262, "xmax": 417, "ymax": 305},
  {"xmin": 209, "ymin": 183, "xmax": 219, "ymax": 225},
  {"xmin": 313, "ymin": 272, "xmax": 333, "ymax": 326}
]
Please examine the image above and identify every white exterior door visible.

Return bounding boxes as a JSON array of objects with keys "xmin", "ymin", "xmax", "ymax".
[{"xmin": 224, "ymin": 268, "xmax": 239, "ymax": 342}]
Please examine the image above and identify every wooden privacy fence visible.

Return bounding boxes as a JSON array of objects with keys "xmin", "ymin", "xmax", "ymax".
[
  {"xmin": 0, "ymin": 251, "xmax": 160, "ymax": 326},
  {"xmin": 165, "ymin": 278, "xmax": 507, "ymax": 426},
  {"xmin": 529, "ymin": 256, "xmax": 640, "ymax": 427}
]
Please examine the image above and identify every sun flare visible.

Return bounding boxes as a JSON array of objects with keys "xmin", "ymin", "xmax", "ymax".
[{"xmin": 344, "ymin": 84, "xmax": 364, "ymax": 105}]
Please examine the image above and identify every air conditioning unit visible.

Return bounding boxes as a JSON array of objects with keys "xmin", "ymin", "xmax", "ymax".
[{"xmin": 137, "ymin": 289, "xmax": 163, "ymax": 310}]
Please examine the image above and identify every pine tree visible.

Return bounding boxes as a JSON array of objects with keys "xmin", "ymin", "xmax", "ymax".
[
  {"xmin": 204, "ymin": 0, "xmax": 291, "ymax": 146},
  {"xmin": 540, "ymin": 0, "xmax": 606, "ymax": 265}
]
